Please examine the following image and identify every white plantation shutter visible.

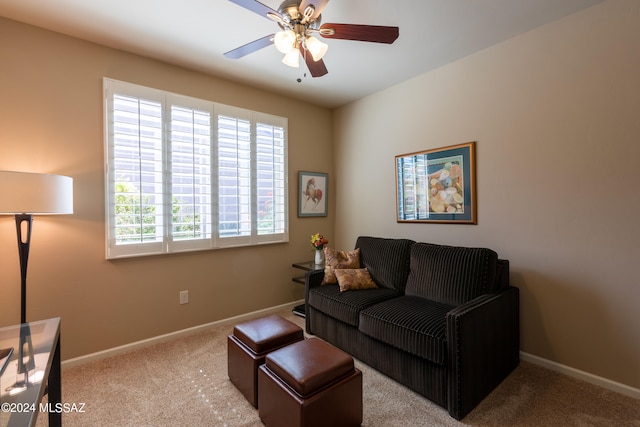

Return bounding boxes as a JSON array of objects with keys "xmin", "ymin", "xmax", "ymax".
[
  {"xmin": 104, "ymin": 79, "xmax": 288, "ymax": 259},
  {"xmin": 255, "ymin": 116, "xmax": 286, "ymax": 239},
  {"xmin": 106, "ymin": 85, "xmax": 165, "ymax": 258},
  {"xmin": 216, "ymin": 108, "xmax": 288, "ymax": 248},
  {"xmin": 169, "ymin": 102, "xmax": 213, "ymax": 251},
  {"xmin": 217, "ymin": 111, "xmax": 252, "ymax": 245}
]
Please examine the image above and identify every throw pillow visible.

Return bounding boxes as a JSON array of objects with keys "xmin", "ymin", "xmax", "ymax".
[
  {"xmin": 335, "ymin": 268, "xmax": 378, "ymax": 292},
  {"xmin": 321, "ymin": 247, "xmax": 360, "ymax": 285}
]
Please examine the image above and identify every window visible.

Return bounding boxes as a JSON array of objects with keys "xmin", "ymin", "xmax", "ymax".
[{"xmin": 104, "ymin": 79, "xmax": 288, "ymax": 258}]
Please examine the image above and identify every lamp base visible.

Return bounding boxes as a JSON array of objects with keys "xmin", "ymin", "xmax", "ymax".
[{"xmin": 4, "ymin": 325, "xmax": 37, "ymax": 394}]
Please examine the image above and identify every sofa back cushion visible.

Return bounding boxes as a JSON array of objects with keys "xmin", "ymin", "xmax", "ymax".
[
  {"xmin": 404, "ymin": 243, "xmax": 498, "ymax": 306},
  {"xmin": 355, "ymin": 236, "xmax": 414, "ymax": 292}
]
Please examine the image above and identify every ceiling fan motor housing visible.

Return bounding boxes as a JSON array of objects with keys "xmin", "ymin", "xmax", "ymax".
[{"xmin": 277, "ymin": 0, "xmax": 321, "ymax": 30}]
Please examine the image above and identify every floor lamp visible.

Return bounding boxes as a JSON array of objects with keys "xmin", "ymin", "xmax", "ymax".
[{"xmin": 0, "ymin": 170, "xmax": 73, "ymax": 388}]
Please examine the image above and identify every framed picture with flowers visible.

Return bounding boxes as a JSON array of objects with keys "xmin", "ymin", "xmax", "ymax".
[
  {"xmin": 395, "ymin": 141, "xmax": 477, "ymax": 224},
  {"xmin": 299, "ymin": 171, "xmax": 328, "ymax": 217}
]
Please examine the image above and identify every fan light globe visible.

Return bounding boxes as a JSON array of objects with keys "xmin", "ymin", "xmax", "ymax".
[
  {"xmin": 305, "ymin": 36, "xmax": 328, "ymax": 61},
  {"xmin": 274, "ymin": 30, "xmax": 296, "ymax": 54},
  {"xmin": 282, "ymin": 50, "xmax": 300, "ymax": 67}
]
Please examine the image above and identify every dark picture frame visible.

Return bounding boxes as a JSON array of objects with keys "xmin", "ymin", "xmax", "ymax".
[
  {"xmin": 298, "ymin": 171, "xmax": 328, "ymax": 217},
  {"xmin": 396, "ymin": 141, "xmax": 477, "ymax": 224}
]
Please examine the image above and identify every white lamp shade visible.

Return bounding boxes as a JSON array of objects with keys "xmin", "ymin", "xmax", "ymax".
[
  {"xmin": 0, "ymin": 171, "xmax": 73, "ymax": 214},
  {"xmin": 305, "ymin": 36, "xmax": 328, "ymax": 62},
  {"xmin": 274, "ymin": 30, "xmax": 296, "ymax": 54},
  {"xmin": 282, "ymin": 50, "xmax": 300, "ymax": 68}
]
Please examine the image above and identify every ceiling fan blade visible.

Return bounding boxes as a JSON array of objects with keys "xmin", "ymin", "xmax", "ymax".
[
  {"xmin": 228, "ymin": 0, "xmax": 280, "ymax": 19},
  {"xmin": 320, "ymin": 23, "xmax": 399, "ymax": 44},
  {"xmin": 299, "ymin": 0, "xmax": 330, "ymax": 21},
  {"xmin": 299, "ymin": 46, "xmax": 328, "ymax": 77},
  {"xmin": 224, "ymin": 34, "xmax": 274, "ymax": 59}
]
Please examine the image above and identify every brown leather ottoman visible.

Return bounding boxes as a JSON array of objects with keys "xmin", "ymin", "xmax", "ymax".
[
  {"xmin": 258, "ymin": 338, "xmax": 363, "ymax": 427},
  {"xmin": 228, "ymin": 315, "xmax": 304, "ymax": 407}
]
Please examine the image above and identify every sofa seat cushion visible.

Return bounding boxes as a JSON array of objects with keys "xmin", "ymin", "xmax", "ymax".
[
  {"xmin": 359, "ymin": 296, "xmax": 454, "ymax": 365},
  {"xmin": 308, "ymin": 284, "xmax": 402, "ymax": 327}
]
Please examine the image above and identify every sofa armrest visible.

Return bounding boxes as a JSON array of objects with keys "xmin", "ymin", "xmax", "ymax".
[
  {"xmin": 304, "ymin": 269, "xmax": 325, "ymax": 333},
  {"xmin": 496, "ymin": 259, "xmax": 510, "ymax": 289},
  {"xmin": 446, "ymin": 286, "xmax": 520, "ymax": 420}
]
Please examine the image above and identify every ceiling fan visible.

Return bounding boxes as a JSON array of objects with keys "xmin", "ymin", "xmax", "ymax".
[{"xmin": 224, "ymin": 0, "xmax": 399, "ymax": 77}]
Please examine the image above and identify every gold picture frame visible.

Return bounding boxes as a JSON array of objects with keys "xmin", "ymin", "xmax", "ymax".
[{"xmin": 396, "ymin": 142, "xmax": 476, "ymax": 224}]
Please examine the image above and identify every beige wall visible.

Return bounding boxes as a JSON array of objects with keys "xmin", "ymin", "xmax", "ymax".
[
  {"xmin": 333, "ymin": 0, "xmax": 639, "ymax": 389},
  {"xmin": 0, "ymin": 18, "xmax": 334, "ymax": 359}
]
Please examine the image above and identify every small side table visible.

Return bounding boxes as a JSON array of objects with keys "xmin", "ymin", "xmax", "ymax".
[
  {"xmin": 0, "ymin": 317, "xmax": 61, "ymax": 427},
  {"xmin": 291, "ymin": 261, "xmax": 324, "ymax": 317}
]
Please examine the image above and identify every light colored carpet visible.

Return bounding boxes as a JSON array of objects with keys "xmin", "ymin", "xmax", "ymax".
[{"xmin": 37, "ymin": 309, "xmax": 639, "ymax": 426}]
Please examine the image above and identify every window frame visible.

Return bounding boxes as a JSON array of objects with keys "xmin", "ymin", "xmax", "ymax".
[{"xmin": 104, "ymin": 78, "xmax": 288, "ymax": 259}]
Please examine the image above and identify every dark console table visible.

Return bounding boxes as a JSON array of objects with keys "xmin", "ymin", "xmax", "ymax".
[
  {"xmin": 0, "ymin": 317, "xmax": 61, "ymax": 427},
  {"xmin": 292, "ymin": 261, "xmax": 324, "ymax": 317}
]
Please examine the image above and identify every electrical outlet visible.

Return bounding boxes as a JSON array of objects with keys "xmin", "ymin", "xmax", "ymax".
[{"xmin": 179, "ymin": 290, "xmax": 189, "ymax": 305}]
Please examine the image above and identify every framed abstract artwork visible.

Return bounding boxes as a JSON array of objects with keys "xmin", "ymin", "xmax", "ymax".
[
  {"xmin": 396, "ymin": 141, "xmax": 477, "ymax": 224},
  {"xmin": 298, "ymin": 171, "xmax": 328, "ymax": 217}
]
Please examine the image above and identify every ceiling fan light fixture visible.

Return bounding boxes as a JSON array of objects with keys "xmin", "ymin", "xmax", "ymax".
[
  {"xmin": 274, "ymin": 29, "xmax": 296, "ymax": 54},
  {"xmin": 225, "ymin": 0, "xmax": 399, "ymax": 78},
  {"xmin": 305, "ymin": 35, "xmax": 328, "ymax": 62},
  {"xmin": 301, "ymin": 5, "xmax": 315, "ymax": 23},
  {"xmin": 282, "ymin": 49, "xmax": 300, "ymax": 67}
]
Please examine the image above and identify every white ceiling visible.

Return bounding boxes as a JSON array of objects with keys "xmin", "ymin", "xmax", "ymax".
[{"xmin": 0, "ymin": 0, "xmax": 602, "ymax": 108}]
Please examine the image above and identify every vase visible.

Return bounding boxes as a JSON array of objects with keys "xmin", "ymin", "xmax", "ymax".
[{"xmin": 314, "ymin": 249, "xmax": 324, "ymax": 265}]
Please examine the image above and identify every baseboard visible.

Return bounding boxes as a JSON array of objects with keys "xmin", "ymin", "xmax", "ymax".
[
  {"xmin": 520, "ymin": 351, "xmax": 640, "ymax": 400},
  {"xmin": 62, "ymin": 300, "xmax": 303, "ymax": 369}
]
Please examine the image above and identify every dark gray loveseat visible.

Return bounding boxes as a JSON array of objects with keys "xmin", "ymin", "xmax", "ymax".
[{"xmin": 304, "ymin": 236, "xmax": 519, "ymax": 420}]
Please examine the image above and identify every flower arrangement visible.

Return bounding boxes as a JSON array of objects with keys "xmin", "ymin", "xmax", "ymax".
[{"xmin": 310, "ymin": 233, "xmax": 328, "ymax": 251}]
